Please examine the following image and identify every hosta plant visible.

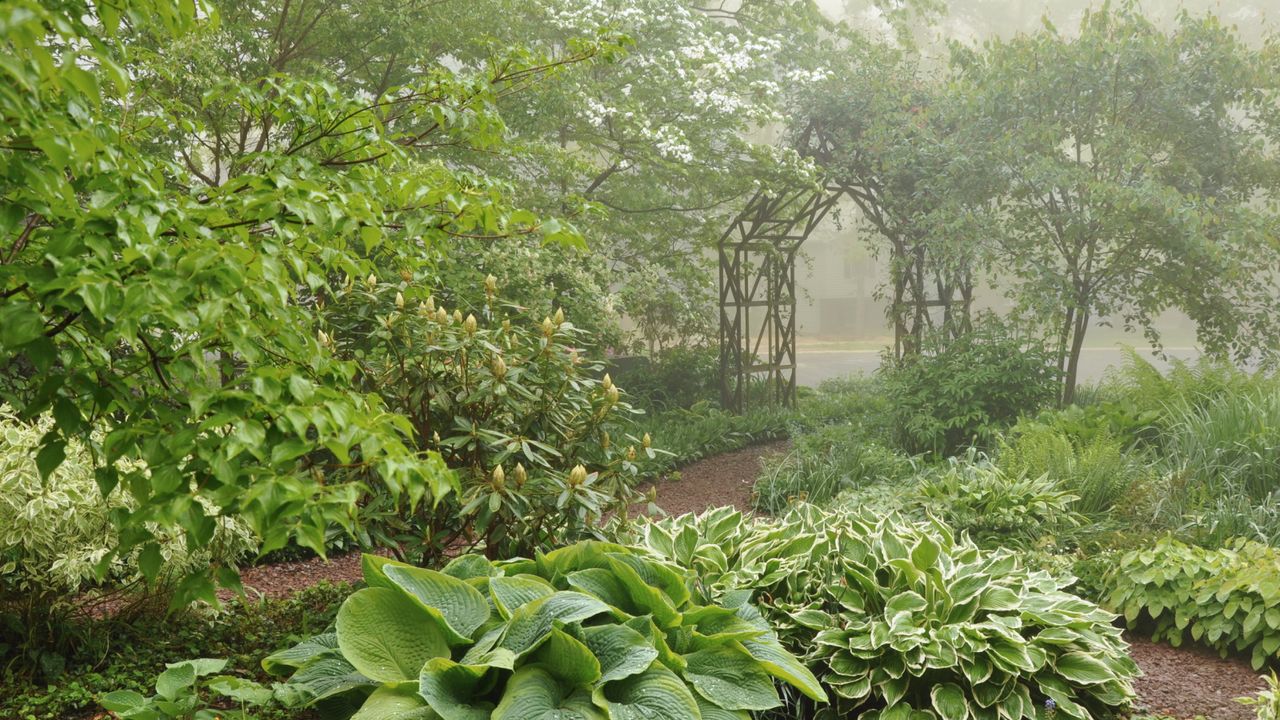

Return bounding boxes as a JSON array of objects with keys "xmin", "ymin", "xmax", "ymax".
[
  {"xmin": 916, "ymin": 453, "xmax": 1084, "ymax": 549},
  {"xmin": 623, "ymin": 505, "xmax": 1138, "ymax": 720},
  {"xmin": 1106, "ymin": 536, "xmax": 1280, "ymax": 669},
  {"xmin": 264, "ymin": 540, "xmax": 826, "ymax": 719}
]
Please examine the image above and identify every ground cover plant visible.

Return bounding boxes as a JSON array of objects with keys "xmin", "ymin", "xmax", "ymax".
[{"xmin": 1106, "ymin": 537, "xmax": 1280, "ymax": 670}]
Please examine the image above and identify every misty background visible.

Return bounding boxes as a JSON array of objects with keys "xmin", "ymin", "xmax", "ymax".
[{"xmin": 787, "ymin": 0, "xmax": 1275, "ymax": 384}]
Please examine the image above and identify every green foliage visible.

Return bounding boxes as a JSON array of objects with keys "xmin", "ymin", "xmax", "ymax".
[
  {"xmin": 917, "ymin": 454, "xmax": 1084, "ymax": 549},
  {"xmin": 99, "ymin": 658, "xmax": 273, "ymax": 720},
  {"xmin": 609, "ymin": 345, "xmax": 720, "ymax": 412},
  {"xmin": 878, "ymin": 324, "xmax": 1060, "ymax": 456},
  {"xmin": 622, "ymin": 506, "xmax": 1137, "ymax": 720},
  {"xmin": 267, "ymin": 542, "xmax": 824, "ymax": 719},
  {"xmin": 1107, "ymin": 537, "xmax": 1280, "ymax": 670},
  {"xmin": 1239, "ymin": 672, "xmax": 1280, "ymax": 720},
  {"xmin": 947, "ymin": 4, "xmax": 1280, "ymax": 400},
  {"xmin": 754, "ymin": 424, "xmax": 915, "ymax": 514},
  {"xmin": 0, "ymin": 407, "xmax": 255, "ymax": 667},
  {"xmin": 997, "ymin": 424, "xmax": 1154, "ymax": 520},
  {"xmin": 0, "ymin": 0, "xmax": 622, "ymax": 604},
  {"xmin": 2, "ymin": 581, "xmax": 348, "ymax": 720},
  {"xmin": 325, "ymin": 283, "xmax": 651, "ymax": 563}
]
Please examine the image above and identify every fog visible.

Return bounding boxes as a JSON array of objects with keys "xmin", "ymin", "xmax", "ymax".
[{"xmin": 788, "ymin": 0, "xmax": 1277, "ymax": 385}]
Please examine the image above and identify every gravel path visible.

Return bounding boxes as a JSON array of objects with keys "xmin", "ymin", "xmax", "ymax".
[{"xmin": 635, "ymin": 440, "xmax": 789, "ymax": 517}]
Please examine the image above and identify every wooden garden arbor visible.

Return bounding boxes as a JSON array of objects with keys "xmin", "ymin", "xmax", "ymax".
[{"xmin": 717, "ymin": 125, "xmax": 971, "ymax": 412}]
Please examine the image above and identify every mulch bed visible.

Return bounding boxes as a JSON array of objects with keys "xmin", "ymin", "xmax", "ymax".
[
  {"xmin": 1126, "ymin": 634, "xmax": 1267, "ymax": 719},
  {"xmin": 633, "ymin": 440, "xmax": 789, "ymax": 517}
]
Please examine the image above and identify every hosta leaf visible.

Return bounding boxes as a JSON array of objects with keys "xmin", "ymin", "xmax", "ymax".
[
  {"xmin": 741, "ymin": 638, "xmax": 827, "ymax": 702},
  {"xmin": 592, "ymin": 665, "xmax": 702, "ymax": 720},
  {"xmin": 351, "ymin": 683, "xmax": 437, "ymax": 720},
  {"xmin": 491, "ymin": 574, "xmax": 555, "ymax": 618},
  {"xmin": 695, "ymin": 696, "xmax": 750, "ymax": 720},
  {"xmin": 581, "ymin": 624, "xmax": 660, "ymax": 683},
  {"xmin": 682, "ymin": 644, "xmax": 780, "ymax": 711},
  {"xmin": 605, "ymin": 555, "xmax": 682, "ymax": 628},
  {"xmin": 263, "ymin": 633, "xmax": 339, "ymax": 674},
  {"xmin": 281, "ymin": 656, "xmax": 376, "ymax": 703},
  {"xmin": 500, "ymin": 591, "xmax": 611, "ymax": 657},
  {"xmin": 442, "ymin": 554, "xmax": 497, "ymax": 580},
  {"xmin": 533, "ymin": 627, "xmax": 602, "ymax": 686},
  {"xmin": 931, "ymin": 682, "xmax": 969, "ymax": 720},
  {"xmin": 383, "ymin": 564, "xmax": 491, "ymax": 644},
  {"xmin": 1053, "ymin": 652, "xmax": 1114, "ymax": 685},
  {"xmin": 337, "ymin": 588, "xmax": 449, "ymax": 682},
  {"xmin": 418, "ymin": 658, "xmax": 491, "ymax": 720},
  {"xmin": 492, "ymin": 666, "xmax": 604, "ymax": 720}
]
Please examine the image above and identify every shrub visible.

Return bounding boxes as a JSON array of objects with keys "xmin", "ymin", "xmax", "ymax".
[
  {"xmin": 1106, "ymin": 536, "xmax": 1280, "ymax": 670},
  {"xmin": 622, "ymin": 505, "xmax": 1138, "ymax": 719},
  {"xmin": 916, "ymin": 453, "xmax": 1084, "ymax": 549},
  {"xmin": 0, "ymin": 407, "xmax": 255, "ymax": 670},
  {"xmin": 325, "ymin": 279, "xmax": 651, "ymax": 564},
  {"xmin": 998, "ymin": 424, "xmax": 1154, "ymax": 519},
  {"xmin": 754, "ymin": 424, "xmax": 915, "ymax": 514},
  {"xmin": 266, "ymin": 541, "xmax": 825, "ymax": 719},
  {"xmin": 878, "ymin": 323, "xmax": 1060, "ymax": 457}
]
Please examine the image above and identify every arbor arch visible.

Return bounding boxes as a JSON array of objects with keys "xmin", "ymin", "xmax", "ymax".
[{"xmin": 717, "ymin": 124, "xmax": 972, "ymax": 412}]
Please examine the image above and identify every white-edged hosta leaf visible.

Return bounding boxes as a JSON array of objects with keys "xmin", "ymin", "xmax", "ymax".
[
  {"xmin": 337, "ymin": 587, "xmax": 448, "ymax": 682},
  {"xmin": 1053, "ymin": 652, "xmax": 1114, "ymax": 685},
  {"xmin": 931, "ymin": 682, "xmax": 969, "ymax": 720}
]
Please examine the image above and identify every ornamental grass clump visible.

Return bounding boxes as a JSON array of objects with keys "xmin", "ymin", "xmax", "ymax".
[
  {"xmin": 623, "ymin": 505, "xmax": 1139, "ymax": 720},
  {"xmin": 265, "ymin": 540, "xmax": 825, "ymax": 719}
]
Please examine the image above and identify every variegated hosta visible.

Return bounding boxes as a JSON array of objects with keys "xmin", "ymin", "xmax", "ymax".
[
  {"xmin": 264, "ymin": 540, "xmax": 826, "ymax": 719},
  {"xmin": 628, "ymin": 506, "xmax": 1138, "ymax": 720}
]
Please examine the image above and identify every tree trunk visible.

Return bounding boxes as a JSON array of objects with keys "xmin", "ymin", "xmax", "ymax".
[{"xmin": 1062, "ymin": 308, "xmax": 1090, "ymax": 406}]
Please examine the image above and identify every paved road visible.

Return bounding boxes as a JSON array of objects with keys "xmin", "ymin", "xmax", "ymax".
[{"xmin": 795, "ymin": 346, "xmax": 1203, "ymax": 388}]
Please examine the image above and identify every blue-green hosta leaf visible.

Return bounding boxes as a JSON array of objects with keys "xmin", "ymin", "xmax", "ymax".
[
  {"xmin": 695, "ymin": 696, "xmax": 750, "ymax": 720},
  {"xmin": 442, "ymin": 554, "xmax": 497, "ymax": 580},
  {"xmin": 337, "ymin": 588, "xmax": 449, "ymax": 682},
  {"xmin": 741, "ymin": 638, "xmax": 827, "ymax": 702},
  {"xmin": 383, "ymin": 564, "xmax": 491, "ymax": 643},
  {"xmin": 533, "ymin": 627, "xmax": 602, "ymax": 686},
  {"xmin": 681, "ymin": 644, "xmax": 780, "ymax": 711},
  {"xmin": 536, "ymin": 541, "xmax": 632, "ymax": 578},
  {"xmin": 604, "ymin": 556, "xmax": 681, "ymax": 628},
  {"xmin": 684, "ymin": 606, "xmax": 765, "ymax": 643},
  {"xmin": 567, "ymin": 568, "xmax": 634, "ymax": 612},
  {"xmin": 1052, "ymin": 652, "xmax": 1115, "ymax": 685},
  {"xmin": 581, "ymin": 624, "xmax": 659, "ymax": 683},
  {"xmin": 931, "ymin": 682, "xmax": 969, "ymax": 720},
  {"xmin": 362, "ymin": 553, "xmax": 413, "ymax": 588},
  {"xmin": 418, "ymin": 658, "xmax": 491, "ymax": 720},
  {"xmin": 279, "ymin": 656, "xmax": 376, "ymax": 704},
  {"xmin": 592, "ymin": 666, "xmax": 702, "ymax": 720},
  {"xmin": 492, "ymin": 666, "xmax": 605, "ymax": 720},
  {"xmin": 491, "ymin": 574, "xmax": 555, "ymax": 618},
  {"xmin": 263, "ymin": 633, "xmax": 339, "ymax": 675},
  {"xmin": 624, "ymin": 616, "xmax": 687, "ymax": 672},
  {"xmin": 351, "ymin": 683, "xmax": 438, "ymax": 720},
  {"xmin": 606, "ymin": 552, "xmax": 691, "ymax": 608},
  {"xmin": 500, "ymin": 591, "xmax": 611, "ymax": 657}
]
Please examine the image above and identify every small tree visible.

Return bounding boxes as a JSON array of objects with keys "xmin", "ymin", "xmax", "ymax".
[{"xmin": 950, "ymin": 3, "xmax": 1280, "ymax": 403}]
